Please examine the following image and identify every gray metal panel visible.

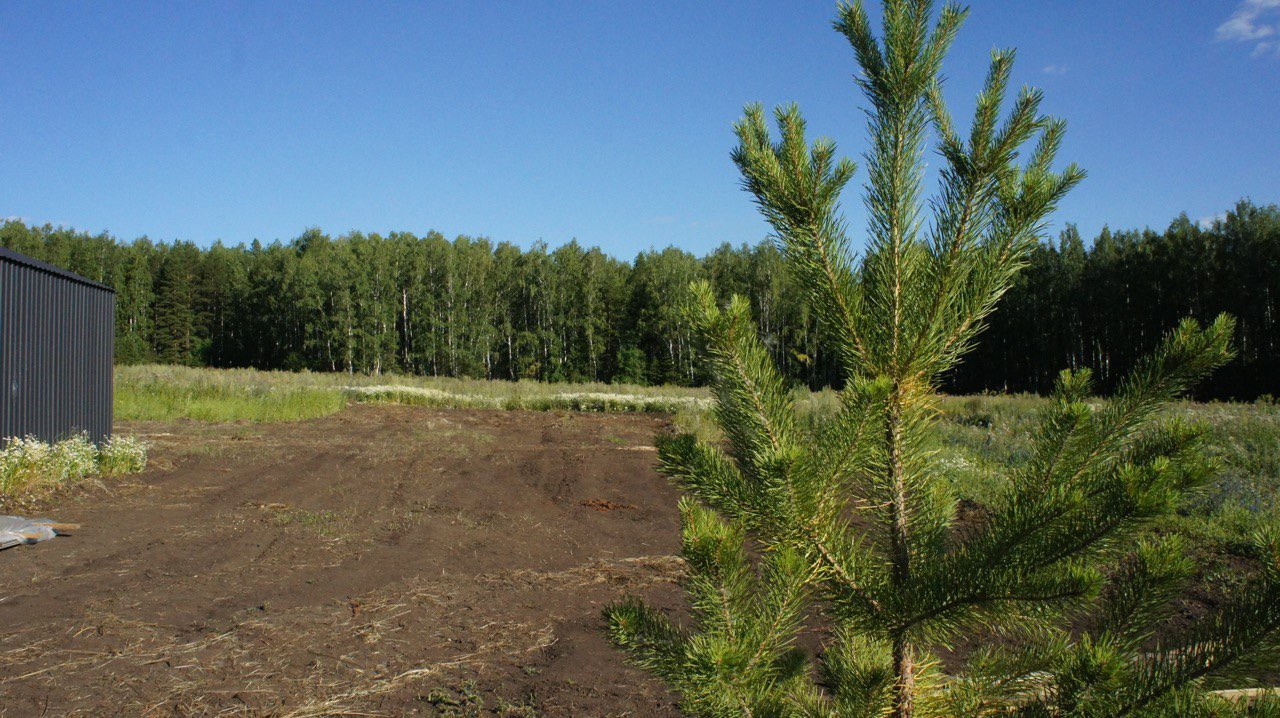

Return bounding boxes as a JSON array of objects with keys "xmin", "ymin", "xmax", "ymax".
[{"xmin": 0, "ymin": 248, "xmax": 115, "ymax": 445}]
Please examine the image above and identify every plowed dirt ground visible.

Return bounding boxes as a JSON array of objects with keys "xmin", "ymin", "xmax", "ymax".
[{"xmin": 1, "ymin": 405, "xmax": 684, "ymax": 716}]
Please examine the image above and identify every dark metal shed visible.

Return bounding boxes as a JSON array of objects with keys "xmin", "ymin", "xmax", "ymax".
[{"xmin": 1, "ymin": 247, "xmax": 115, "ymax": 445}]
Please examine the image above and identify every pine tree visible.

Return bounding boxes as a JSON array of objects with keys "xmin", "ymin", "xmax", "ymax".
[
  {"xmin": 152, "ymin": 241, "xmax": 200, "ymax": 365},
  {"xmin": 115, "ymin": 239, "xmax": 156, "ymax": 363},
  {"xmin": 604, "ymin": 2, "xmax": 1280, "ymax": 716}
]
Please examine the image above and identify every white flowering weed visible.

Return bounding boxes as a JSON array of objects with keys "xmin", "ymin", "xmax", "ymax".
[
  {"xmin": 0, "ymin": 434, "xmax": 148, "ymax": 502},
  {"xmin": 99, "ymin": 436, "xmax": 149, "ymax": 476}
]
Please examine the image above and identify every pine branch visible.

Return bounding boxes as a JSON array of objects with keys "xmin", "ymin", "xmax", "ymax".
[
  {"xmin": 686, "ymin": 282, "xmax": 797, "ymax": 486},
  {"xmin": 1094, "ymin": 537, "xmax": 1194, "ymax": 650},
  {"xmin": 951, "ymin": 319, "xmax": 1234, "ymax": 582},
  {"xmin": 603, "ymin": 597, "xmax": 690, "ymax": 685},
  {"xmin": 1114, "ymin": 572, "xmax": 1280, "ymax": 716},
  {"xmin": 732, "ymin": 103, "xmax": 866, "ymax": 375}
]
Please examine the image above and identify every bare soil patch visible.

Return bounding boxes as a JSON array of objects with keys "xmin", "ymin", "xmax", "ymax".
[{"xmin": 0, "ymin": 405, "xmax": 684, "ymax": 716}]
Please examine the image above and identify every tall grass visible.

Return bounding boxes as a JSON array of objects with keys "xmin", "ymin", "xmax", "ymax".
[
  {"xmin": 931, "ymin": 393, "xmax": 1280, "ymax": 558},
  {"xmin": 346, "ymin": 384, "xmax": 710, "ymax": 413},
  {"xmin": 115, "ymin": 364, "xmax": 710, "ymax": 422},
  {"xmin": 117, "ymin": 365, "xmax": 346, "ymax": 422}
]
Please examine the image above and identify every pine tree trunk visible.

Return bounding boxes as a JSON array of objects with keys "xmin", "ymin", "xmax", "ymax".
[
  {"xmin": 887, "ymin": 386, "xmax": 914, "ymax": 718},
  {"xmin": 892, "ymin": 641, "xmax": 916, "ymax": 718}
]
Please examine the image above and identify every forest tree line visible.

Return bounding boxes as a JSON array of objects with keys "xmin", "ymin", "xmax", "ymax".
[{"xmin": 1, "ymin": 198, "xmax": 1276, "ymax": 399}]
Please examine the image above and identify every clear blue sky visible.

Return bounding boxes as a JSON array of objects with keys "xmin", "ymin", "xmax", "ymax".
[{"xmin": 1, "ymin": 1, "xmax": 1276, "ymax": 258}]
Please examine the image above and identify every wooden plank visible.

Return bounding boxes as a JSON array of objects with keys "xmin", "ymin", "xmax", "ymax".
[
  {"xmin": 39, "ymin": 523, "xmax": 80, "ymax": 532},
  {"xmin": 1212, "ymin": 688, "xmax": 1279, "ymax": 704}
]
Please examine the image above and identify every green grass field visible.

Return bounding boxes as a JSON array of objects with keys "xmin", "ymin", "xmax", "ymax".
[
  {"xmin": 114, "ymin": 364, "xmax": 1280, "ymax": 563},
  {"xmin": 931, "ymin": 394, "xmax": 1280, "ymax": 566},
  {"xmin": 114, "ymin": 364, "xmax": 710, "ymax": 422}
]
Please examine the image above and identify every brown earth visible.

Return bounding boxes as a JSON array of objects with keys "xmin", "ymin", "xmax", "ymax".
[{"xmin": 0, "ymin": 405, "xmax": 687, "ymax": 717}]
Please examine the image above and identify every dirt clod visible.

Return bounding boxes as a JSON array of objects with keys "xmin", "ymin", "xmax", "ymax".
[{"xmin": 578, "ymin": 498, "xmax": 637, "ymax": 512}]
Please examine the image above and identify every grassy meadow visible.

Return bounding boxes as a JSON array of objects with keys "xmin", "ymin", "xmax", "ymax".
[
  {"xmin": 113, "ymin": 364, "xmax": 1280, "ymax": 561},
  {"xmin": 932, "ymin": 394, "xmax": 1280, "ymax": 568},
  {"xmin": 114, "ymin": 363, "xmax": 711, "ymax": 422}
]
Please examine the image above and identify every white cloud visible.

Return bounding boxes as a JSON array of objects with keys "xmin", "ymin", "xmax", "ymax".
[
  {"xmin": 1216, "ymin": 0, "xmax": 1280, "ymax": 56},
  {"xmin": 1252, "ymin": 40, "xmax": 1278, "ymax": 56},
  {"xmin": 1197, "ymin": 212, "xmax": 1227, "ymax": 229},
  {"xmin": 1042, "ymin": 64, "xmax": 1068, "ymax": 75}
]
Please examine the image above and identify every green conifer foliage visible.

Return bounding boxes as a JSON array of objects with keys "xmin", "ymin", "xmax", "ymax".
[{"xmin": 604, "ymin": 2, "xmax": 1280, "ymax": 715}]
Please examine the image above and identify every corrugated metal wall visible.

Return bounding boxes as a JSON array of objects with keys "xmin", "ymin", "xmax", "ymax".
[{"xmin": 1, "ymin": 247, "xmax": 115, "ymax": 445}]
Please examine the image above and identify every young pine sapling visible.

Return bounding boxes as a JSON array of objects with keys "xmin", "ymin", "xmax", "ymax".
[{"xmin": 606, "ymin": 1, "xmax": 1280, "ymax": 715}]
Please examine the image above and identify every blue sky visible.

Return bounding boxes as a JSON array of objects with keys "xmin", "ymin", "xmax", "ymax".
[{"xmin": 1, "ymin": 1, "xmax": 1276, "ymax": 258}]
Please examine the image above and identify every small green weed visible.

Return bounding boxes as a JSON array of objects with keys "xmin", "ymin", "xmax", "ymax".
[{"xmin": 271, "ymin": 507, "xmax": 341, "ymax": 537}]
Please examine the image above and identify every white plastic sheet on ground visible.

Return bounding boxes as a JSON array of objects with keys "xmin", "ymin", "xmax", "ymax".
[{"xmin": 0, "ymin": 516, "xmax": 62, "ymax": 550}]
